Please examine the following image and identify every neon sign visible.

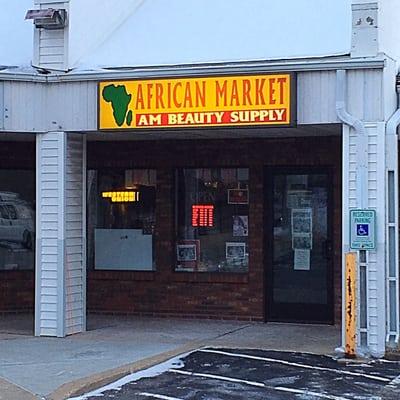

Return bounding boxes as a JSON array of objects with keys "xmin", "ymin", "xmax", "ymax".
[
  {"xmin": 192, "ymin": 205, "xmax": 214, "ymax": 227},
  {"xmin": 102, "ymin": 191, "xmax": 140, "ymax": 203}
]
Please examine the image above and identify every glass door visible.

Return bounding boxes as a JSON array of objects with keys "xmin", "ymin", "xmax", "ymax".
[{"xmin": 266, "ymin": 170, "xmax": 333, "ymax": 323}]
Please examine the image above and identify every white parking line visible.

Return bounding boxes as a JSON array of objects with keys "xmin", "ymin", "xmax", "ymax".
[
  {"xmin": 139, "ymin": 392, "xmax": 184, "ymax": 400},
  {"xmin": 273, "ymin": 386, "xmax": 354, "ymax": 400},
  {"xmin": 386, "ymin": 373, "xmax": 400, "ymax": 388},
  {"xmin": 170, "ymin": 368, "xmax": 265, "ymax": 387},
  {"xmin": 169, "ymin": 369, "xmax": 351, "ymax": 400},
  {"xmin": 199, "ymin": 349, "xmax": 391, "ymax": 383}
]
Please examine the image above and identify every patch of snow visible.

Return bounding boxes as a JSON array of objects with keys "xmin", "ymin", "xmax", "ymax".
[{"xmin": 67, "ymin": 353, "xmax": 189, "ymax": 400}]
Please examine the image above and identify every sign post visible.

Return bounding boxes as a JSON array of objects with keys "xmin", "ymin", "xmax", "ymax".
[{"xmin": 345, "ymin": 252, "xmax": 357, "ymax": 358}]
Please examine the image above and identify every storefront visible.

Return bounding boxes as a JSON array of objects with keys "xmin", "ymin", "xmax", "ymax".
[
  {"xmin": 2, "ymin": 0, "xmax": 400, "ymax": 358},
  {"xmin": 85, "ymin": 73, "xmax": 342, "ymax": 324},
  {"xmin": 86, "ymin": 135, "xmax": 342, "ymax": 323}
]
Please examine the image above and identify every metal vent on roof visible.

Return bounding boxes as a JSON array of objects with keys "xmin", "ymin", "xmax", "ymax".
[{"xmin": 25, "ymin": 8, "xmax": 66, "ymax": 30}]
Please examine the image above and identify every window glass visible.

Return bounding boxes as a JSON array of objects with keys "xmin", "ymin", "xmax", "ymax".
[
  {"xmin": 87, "ymin": 169, "xmax": 156, "ymax": 271},
  {"xmin": 6, "ymin": 205, "xmax": 17, "ymax": 219},
  {"xmin": 0, "ymin": 205, "xmax": 9, "ymax": 219},
  {"xmin": 176, "ymin": 168, "xmax": 249, "ymax": 273},
  {"xmin": 0, "ymin": 170, "xmax": 35, "ymax": 270}
]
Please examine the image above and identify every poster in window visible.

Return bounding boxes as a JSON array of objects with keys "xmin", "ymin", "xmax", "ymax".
[
  {"xmin": 177, "ymin": 244, "xmax": 197, "ymax": 261},
  {"xmin": 291, "ymin": 208, "xmax": 312, "ymax": 234},
  {"xmin": 176, "ymin": 240, "xmax": 200, "ymax": 271},
  {"xmin": 286, "ymin": 190, "xmax": 312, "ymax": 209},
  {"xmin": 291, "ymin": 208, "xmax": 313, "ymax": 250},
  {"xmin": 228, "ymin": 189, "xmax": 249, "ymax": 204},
  {"xmin": 232, "ymin": 215, "xmax": 248, "ymax": 237},
  {"xmin": 294, "ymin": 249, "xmax": 311, "ymax": 271},
  {"xmin": 226, "ymin": 242, "xmax": 246, "ymax": 260},
  {"xmin": 292, "ymin": 235, "xmax": 312, "ymax": 250}
]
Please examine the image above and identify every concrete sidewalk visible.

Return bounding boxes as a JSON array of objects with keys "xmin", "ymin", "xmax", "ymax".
[{"xmin": 0, "ymin": 315, "xmax": 340, "ymax": 400}]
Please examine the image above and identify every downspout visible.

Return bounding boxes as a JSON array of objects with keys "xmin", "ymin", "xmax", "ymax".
[
  {"xmin": 336, "ymin": 69, "xmax": 368, "ymax": 209},
  {"xmin": 385, "ymin": 75, "xmax": 400, "ymax": 345},
  {"xmin": 336, "ymin": 70, "xmax": 367, "ymax": 137}
]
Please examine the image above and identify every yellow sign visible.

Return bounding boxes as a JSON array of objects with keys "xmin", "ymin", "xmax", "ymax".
[
  {"xmin": 102, "ymin": 191, "xmax": 140, "ymax": 203},
  {"xmin": 98, "ymin": 74, "xmax": 294, "ymax": 130}
]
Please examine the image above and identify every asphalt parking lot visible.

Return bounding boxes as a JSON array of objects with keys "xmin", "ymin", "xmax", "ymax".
[{"xmin": 71, "ymin": 348, "xmax": 400, "ymax": 400}]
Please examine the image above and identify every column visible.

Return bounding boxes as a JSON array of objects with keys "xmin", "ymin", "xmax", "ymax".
[
  {"xmin": 35, "ymin": 131, "xmax": 86, "ymax": 337},
  {"xmin": 342, "ymin": 122, "xmax": 386, "ymax": 357}
]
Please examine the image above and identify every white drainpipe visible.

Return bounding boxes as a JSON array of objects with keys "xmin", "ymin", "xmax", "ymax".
[
  {"xmin": 336, "ymin": 69, "xmax": 368, "ymax": 209},
  {"xmin": 385, "ymin": 77, "xmax": 400, "ymax": 346}
]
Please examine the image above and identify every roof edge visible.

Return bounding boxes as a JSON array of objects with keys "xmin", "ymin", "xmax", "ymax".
[{"xmin": 0, "ymin": 55, "xmax": 386, "ymax": 83}]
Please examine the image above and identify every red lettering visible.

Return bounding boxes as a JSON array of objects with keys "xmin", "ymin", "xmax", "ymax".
[
  {"xmin": 173, "ymin": 82, "xmax": 182, "ymax": 108},
  {"xmin": 242, "ymin": 79, "xmax": 252, "ymax": 106},
  {"xmin": 183, "ymin": 82, "xmax": 193, "ymax": 108},
  {"xmin": 167, "ymin": 82, "xmax": 172, "ymax": 108},
  {"xmin": 135, "ymin": 84, "xmax": 145, "ymax": 110},
  {"xmin": 216, "ymin": 80, "xmax": 228, "ymax": 107},
  {"xmin": 230, "ymin": 80, "xmax": 239, "ymax": 106},
  {"xmin": 155, "ymin": 83, "xmax": 164, "ymax": 109},
  {"xmin": 269, "ymin": 78, "xmax": 276, "ymax": 105},
  {"xmin": 195, "ymin": 81, "xmax": 206, "ymax": 107},
  {"xmin": 255, "ymin": 78, "xmax": 266, "ymax": 105},
  {"xmin": 277, "ymin": 77, "xmax": 287, "ymax": 104},
  {"xmin": 147, "ymin": 83, "xmax": 154, "ymax": 109}
]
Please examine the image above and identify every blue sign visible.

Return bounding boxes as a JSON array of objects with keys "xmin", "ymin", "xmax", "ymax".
[
  {"xmin": 350, "ymin": 209, "xmax": 376, "ymax": 250},
  {"xmin": 356, "ymin": 224, "xmax": 369, "ymax": 236}
]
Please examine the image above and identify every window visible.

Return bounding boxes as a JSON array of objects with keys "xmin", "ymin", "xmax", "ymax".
[
  {"xmin": 87, "ymin": 169, "xmax": 156, "ymax": 271},
  {"xmin": 176, "ymin": 168, "xmax": 249, "ymax": 273},
  {"xmin": 0, "ymin": 170, "xmax": 35, "ymax": 271}
]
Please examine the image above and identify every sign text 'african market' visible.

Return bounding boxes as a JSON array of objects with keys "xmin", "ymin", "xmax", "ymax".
[{"xmin": 98, "ymin": 74, "xmax": 293, "ymax": 129}]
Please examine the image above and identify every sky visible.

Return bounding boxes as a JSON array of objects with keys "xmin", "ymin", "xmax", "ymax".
[
  {"xmin": 0, "ymin": 0, "xmax": 352, "ymax": 70},
  {"xmin": 0, "ymin": 0, "xmax": 33, "ymax": 67}
]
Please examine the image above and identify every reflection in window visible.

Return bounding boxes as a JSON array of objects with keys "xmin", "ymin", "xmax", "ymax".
[
  {"xmin": 0, "ymin": 170, "xmax": 35, "ymax": 270},
  {"xmin": 87, "ymin": 169, "xmax": 156, "ymax": 271},
  {"xmin": 176, "ymin": 168, "xmax": 249, "ymax": 273}
]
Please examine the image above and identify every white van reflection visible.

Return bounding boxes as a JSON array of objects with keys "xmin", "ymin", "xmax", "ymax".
[{"xmin": 0, "ymin": 192, "xmax": 35, "ymax": 250}]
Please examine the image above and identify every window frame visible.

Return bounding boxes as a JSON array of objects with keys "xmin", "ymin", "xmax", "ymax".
[
  {"xmin": 86, "ymin": 167, "xmax": 157, "ymax": 272},
  {"xmin": 174, "ymin": 166, "xmax": 250, "ymax": 275}
]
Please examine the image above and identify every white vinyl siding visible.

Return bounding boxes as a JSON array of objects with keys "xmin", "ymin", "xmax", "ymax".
[
  {"xmin": 33, "ymin": 0, "xmax": 69, "ymax": 71},
  {"xmin": 342, "ymin": 122, "xmax": 386, "ymax": 356},
  {"xmin": 35, "ymin": 131, "xmax": 85, "ymax": 337}
]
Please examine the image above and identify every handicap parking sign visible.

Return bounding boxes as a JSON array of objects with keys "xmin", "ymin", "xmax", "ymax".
[
  {"xmin": 350, "ymin": 209, "xmax": 376, "ymax": 250},
  {"xmin": 356, "ymin": 224, "xmax": 369, "ymax": 236}
]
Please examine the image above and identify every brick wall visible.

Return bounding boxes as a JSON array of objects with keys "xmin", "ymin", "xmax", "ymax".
[
  {"xmin": 0, "ymin": 141, "xmax": 35, "ymax": 312},
  {"xmin": 0, "ymin": 271, "xmax": 35, "ymax": 312},
  {"xmin": 87, "ymin": 136, "xmax": 342, "ymax": 324}
]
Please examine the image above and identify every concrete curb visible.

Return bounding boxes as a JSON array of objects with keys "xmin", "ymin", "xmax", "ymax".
[
  {"xmin": 47, "ymin": 340, "xmax": 206, "ymax": 400},
  {"xmin": 0, "ymin": 378, "xmax": 40, "ymax": 400}
]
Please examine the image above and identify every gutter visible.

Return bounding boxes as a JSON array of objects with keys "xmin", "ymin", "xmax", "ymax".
[
  {"xmin": 385, "ymin": 75, "xmax": 400, "ymax": 345},
  {"xmin": 386, "ymin": 77, "xmax": 400, "ymax": 136},
  {"xmin": 0, "ymin": 56, "xmax": 387, "ymax": 83}
]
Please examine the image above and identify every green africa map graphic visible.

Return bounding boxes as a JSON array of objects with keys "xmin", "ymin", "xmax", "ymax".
[{"xmin": 102, "ymin": 84, "xmax": 133, "ymax": 127}]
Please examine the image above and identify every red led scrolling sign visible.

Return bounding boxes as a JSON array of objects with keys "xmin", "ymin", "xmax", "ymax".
[{"xmin": 192, "ymin": 205, "xmax": 214, "ymax": 227}]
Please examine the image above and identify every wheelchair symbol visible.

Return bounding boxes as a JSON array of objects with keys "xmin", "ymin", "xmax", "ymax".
[{"xmin": 356, "ymin": 224, "xmax": 369, "ymax": 236}]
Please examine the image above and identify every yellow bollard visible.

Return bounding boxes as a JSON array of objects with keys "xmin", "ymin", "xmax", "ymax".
[{"xmin": 345, "ymin": 252, "xmax": 357, "ymax": 358}]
